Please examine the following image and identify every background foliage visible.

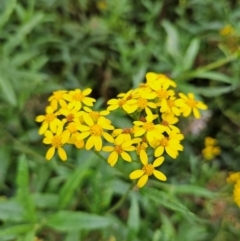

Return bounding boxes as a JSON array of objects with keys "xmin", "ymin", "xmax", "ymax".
[{"xmin": 0, "ymin": 0, "xmax": 240, "ymax": 240}]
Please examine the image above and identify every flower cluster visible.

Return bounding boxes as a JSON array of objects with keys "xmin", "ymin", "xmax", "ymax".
[
  {"xmin": 36, "ymin": 72, "xmax": 208, "ymax": 188},
  {"xmin": 226, "ymin": 172, "xmax": 240, "ymax": 207},
  {"xmin": 202, "ymin": 137, "xmax": 221, "ymax": 160}
]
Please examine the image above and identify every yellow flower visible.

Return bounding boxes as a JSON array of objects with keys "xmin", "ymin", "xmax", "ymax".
[
  {"xmin": 35, "ymin": 106, "xmax": 62, "ymax": 135},
  {"xmin": 129, "ymin": 151, "xmax": 167, "ymax": 188},
  {"xmin": 220, "ymin": 25, "xmax": 235, "ymax": 36},
  {"xmin": 202, "ymin": 137, "xmax": 221, "ymax": 160},
  {"xmin": 60, "ymin": 106, "xmax": 83, "ymax": 123},
  {"xmin": 151, "ymin": 131, "xmax": 184, "ymax": 158},
  {"xmin": 48, "ymin": 90, "xmax": 68, "ymax": 110},
  {"xmin": 102, "ymin": 138, "xmax": 135, "ymax": 167},
  {"xmin": 177, "ymin": 93, "xmax": 208, "ymax": 119},
  {"xmin": 83, "ymin": 106, "xmax": 110, "ymax": 123},
  {"xmin": 68, "ymin": 133, "xmax": 85, "ymax": 149},
  {"xmin": 160, "ymin": 113, "xmax": 180, "ymax": 133},
  {"xmin": 134, "ymin": 109, "xmax": 163, "ymax": 143},
  {"xmin": 226, "ymin": 172, "xmax": 240, "ymax": 184},
  {"xmin": 233, "ymin": 180, "xmax": 240, "ymax": 207},
  {"xmin": 146, "ymin": 72, "xmax": 177, "ymax": 88},
  {"xmin": 165, "ymin": 96, "xmax": 181, "ymax": 116},
  {"xmin": 112, "ymin": 127, "xmax": 135, "ymax": 143},
  {"xmin": 43, "ymin": 130, "xmax": 69, "ymax": 161},
  {"xmin": 135, "ymin": 140, "xmax": 148, "ymax": 156},
  {"xmin": 78, "ymin": 115, "xmax": 114, "ymax": 151},
  {"xmin": 63, "ymin": 88, "xmax": 96, "ymax": 111}
]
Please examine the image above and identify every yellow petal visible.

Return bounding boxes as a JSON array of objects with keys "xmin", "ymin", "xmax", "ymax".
[
  {"xmin": 83, "ymin": 88, "xmax": 92, "ymax": 96},
  {"xmin": 108, "ymin": 151, "xmax": 118, "ymax": 167},
  {"xmin": 120, "ymin": 152, "xmax": 131, "ymax": 162},
  {"xmin": 154, "ymin": 146, "xmax": 164, "ymax": 157},
  {"xmin": 165, "ymin": 146, "xmax": 178, "ymax": 159},
  {"xmin": 153, "ymin": 157, "xmax": 164, "ymax": 167},
  {"xmin": 35, "ymin": 115, "xmax": 45, "ymax": 122},
  {"xmin": 129, "ymin": 170, "xmax": 144, "ymax": 179},
  {"xmin": 102, "ymin": 146, "xmax": 114, "ymax": 152},
  {"xmin": 193, "ymin": 108, "xmax": 200, "ymax": 119},
  {"xmin": 83, "ymin": 114, "xmax": 94, "ymax": 126},
  {"xmin": 140, "ymin": 151, "xmax": 148, "ymax": 165},
  {"xmin": 46, "ymin": 146, "xmax": 55, "ymax": 160},
  {"xmin": 103, "ymin": 132, "xmax": 114, "ymax": 143},
  {"xmin": 85, "ymin": 135, "xmax": 95, "ymax": 150},
  {"xmin": 153, "ymin": 170, "xmax": 167, "ymax": 181},
  {"xmin": 94, "ymin": 136, "xmax": 102, "ymax": 151},
  {"xmin": 137, "ymin": 175, "xmax": 148, "ymax": 188},
  {"xmin": 58, "ymin": 147, "xmax": 67, "ymax": 161},
  {"xmin": 39, "ymin": 122, "xmax": 48, "ymax": 135}
]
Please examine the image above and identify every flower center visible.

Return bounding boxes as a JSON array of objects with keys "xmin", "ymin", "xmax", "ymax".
[
  {"xmin": 114, "ymin": 145, "xmax": 123, "ymax": 154},
  {"xmin": 143, "ymin": 122, "xmax": 155, "ymax": 131},
  {"xmin": 73, "ymin": 92, "xmax": 84, "ymax": 101},
  {"xmin": 89, "ymin": 111, "xmax": 100, "ymax": 122},
  {"xmin": 118, "ymin": 99, "xmax": 126, "ymax": 107},
  {"xmin": 157, "ymin": 89, "xmax": 168, "ymax": 99},
  {"xmin": 161, "ymin": 120, "xmax": 169, "ymax": 126},
  {"xmin": 53, "ymin": 91, "xmax": 64, "ymax": 100},
  {"xmin": 45, "ymin": 113, "xmax": 56, "ymax": 123},
  {"xmin": 75, "ymin": 139, "xmax": 84, "ymax": 149},
  {"xmin": 52, "ymin": 136, "xmax": 62, "ymax": 148},
  {"xmin": 67, "ymin": 114, "xmax": 74, "ymax": 122},
  {"xmin": 186, "ymin": 99, "xmax": 197, "ymax": 108},
  {"xmin": 167, "ymin": 99, "xmax": 175, "ymax": 108},
  {"xmin": 136, "ymin": 143, "xmax": 147, "ymax": 155},
  {"xmin": 142, "ymin": 164, "xmax": 154, "ymax": 176},
  {"xmin": 160, "ymin": 137, "xmax": 169, "ymax": 147},
  {"xmin": 90, "ymin": 124, "xmax": 103, "ymax": 136},
  {"xmin": 122, "ymin": 128, "xmax": 132, "ymax": 134},
  {"xmin": 137, "ymin": 98, "xmax": 148, "ymax": 109},
  {"xmin": 66, "ymin": 123, "xmax": 77, "ymax": 133}
]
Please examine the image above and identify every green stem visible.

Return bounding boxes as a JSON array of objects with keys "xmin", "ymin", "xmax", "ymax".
[{"xmin": 107, "ymin": 183, "xmax": 135, "ymax": 213}]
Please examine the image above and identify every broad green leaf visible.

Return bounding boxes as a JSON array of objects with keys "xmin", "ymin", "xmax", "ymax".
[
  {"xmin": 0, "ymin": 199, "xmax": 24, "ymax": 222},
  {"xmin": 32, "ymin": 193, "xmax": 58, "ymax": 209},
  {"xmin": 0, "ymin": 0, "xmax": 16, "ymax": 29},
  {"xmin": 142, "ymin": 187, "xmax": 195, "ymax": 218},
  {"xmin": 0, "ymin": 76, "xmax": 17, "ymax": 106},
  {"xmin": 46, "ymin": 211, "xmax": 112, "ymax": 231},
  {"xmin": 16, "ymin": 155, "xmax": 36, "ymax": 222},
  {"xmin": 162, "ymin": 20, "xmax": 180, "ymax": 59},
  {"xmin": 127, "ymin": 193, "xmax": 140, "ymax": 233},
  {"xmin": 0, "ymin": 224, "xmax": 33, "ymax": 238},
  {"xmin": 195, "ymin": 86, "xmax": 234, "ymax": 97},
  {"xmin": 183, "ymin": 38, "xmax": 200, "ymax": 71},
  {"xmin": 58, "ymin": 153, "xmax": 95, "ymax": 209}
]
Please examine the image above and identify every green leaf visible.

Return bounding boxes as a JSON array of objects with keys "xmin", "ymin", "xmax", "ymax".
[
  {"xmin": 191, "ymin": 71, "xmax": 233, "ymax": 84},
  {"xmin": 32, "ymin": 193, "xmax": 58, "ymax": 209},
  {"xmin": 0, "ymin": 0, "xmax": 16, "ymax": 29},
  {"xmin": 0, "ymin": 224, "xmax": 33, "ymax": 239},
  {"xmin": 16, "ymin": 155, "xmax": 36, "ymax": 222},
  {"xmin": 127, "ymin": 193, "xmax": 140, "ymax": 233},
  {"xmin": 195, "ymin": 86, "xmax": 234, "ymax": 97},
  {"xmin": 0, "ymin": 199, "xmax": 24, "ymax": 222},
  {"xmin": 46, "ymin": 211, "xmax": 112, "ymax": 232},
  {"xmin": 3, "ymin": 12, "xmax": 44, "ymax": 54},
  {"xmin": 58, "ymin": 153, "xmax": 95, "ymax": 209},
  {"xmin": 0, "ymin": 76, "xmax": 17, "ymax": 106},
  {"xmin": 183, "ymin": 38, "xmax": 200, "ymax": 70},
  {"xmin": 162, "ymin": 20, "xmax": 180, "ymax": 59},
  {"xmin": 142, "ymin": 187, "xmax": 195, "ymax": 218}
]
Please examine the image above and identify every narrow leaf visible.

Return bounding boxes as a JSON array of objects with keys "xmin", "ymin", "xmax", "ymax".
[
  {"xmin": 127, "ymin": 193, "xmax": 140, "ymax": 233},
  {"xmin": 0, "ymin": 76, "xmax": 17, "ymax": 106},
  {"xmin": 16, "ymin": 155, "xmax": 36, "ymax": 222},
  {"xmin": 0, "ymin": 0, "xmax": 16, "ymax": 29},
  {"xmin": 183, "ymin": 38, "xmax": 200, "ymax": 70},
  {"xmin": 46, "ymin": 211, "xmax": 112, "ymax": 231},
  {"xmin": 0, "ymin": 224, "xmax": 33, "ymax": 238},
  {"xmin": 196, "ymin": 86, "xmax": 234, "ymax": 97}
]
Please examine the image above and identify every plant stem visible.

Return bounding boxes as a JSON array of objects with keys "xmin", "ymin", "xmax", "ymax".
[{"xmin": 107, "ymin": 183, "xmax": 135, "ymax": 213}]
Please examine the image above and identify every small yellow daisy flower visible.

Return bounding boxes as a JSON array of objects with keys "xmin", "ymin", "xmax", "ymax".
[
  {"xmin": 146, "ymin": 72, "xmax": 177, "ymax": 88},
  {"xmin": 129, "ymin": 151, "xmax": 167, "ymax": 188},
  {"xmin": 134, "ymin": 110, "xmax": 163, "ymax": 143},
  {"xmin": 68, "ymin": 133, "xmax": 85, "ymax": 149},
  {"xmin": 83, "ymin": 106, "xmax": 110, "ymax": 123},
  {"xmin": 60, "ymin": 106, "xmax": 83, "ymax": 123},
  {"xmin": 63, "ymin": 88, "xmax": 96, "ymax": 111},
  {"xmin": 151, "ymin": 131, "xmax": 184, "ymax": 158},
  {"xmin": 78, "ymin": 115, "xmax": 114, "ymax": 151},
  {"xmin": 112, "ymin": 127, "xmax": 135, "ymax": 143},
  {"xmin": 48, "ymin": 90, "xmax": 68, "ymax": 110},
  {"xmin": 226, "ymin": 172, "xmax": 240, "ymax": 184},
  {"xmin": 102, "ymin": 138, "xmax": 135, "ymax": 167},
  {"xmin": 43, "ymin": 130, "xmax": 69, "ymax": 161},
  {"xmin": 165, "ymin": 96, "xmax": 181, "ymax": 116},
  {"xmin": 160, "ymin": 113, "xmax": 180, "ymax": 133},
  {"xmin": 177, "ymin": 93, "xmax": 208, "ymax": 119},
  {"xmin": 35, "ymin": 106, "xmax": 62, "ymax": 135}
]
